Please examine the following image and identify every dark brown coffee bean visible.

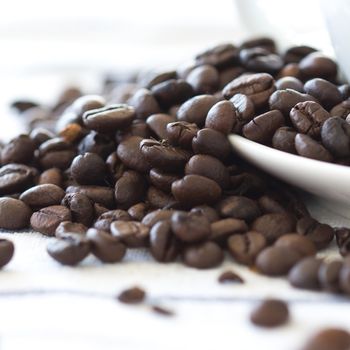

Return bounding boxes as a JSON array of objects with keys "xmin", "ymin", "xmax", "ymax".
[
  {"xmin": 141, "ymin": 70, "xmax": 177, "ymax": 89},
  {"xmin": 217, "ymin": 196, "xmax": 260, "ymax": 222},
  {"xmin": 250, "ymin": 299, "xmax": 289, "ymax": 328},
  {"xmin": 0, "ymin": 239, "xmax": 15, "ymax": 268},
  {"xmin": 183, "ymin": 241, "xmax": 224, "ymax": 269},
  {"xmin": 218, "ymin": 66, "xmax": 245, "ymax": 89},
  {"xmin": 275, "ymin": 76, "xmax": 304, "ymax": 92},
  {"xmin": 295, "ymin": 134, "xmax": 333, "ymax": 162},
  {"xmin": 47, "ymin": 236, "xmax": 90, "ymax": 265},
  {"xmin": 258, "ymin": 195, "xmax": 286, "ymax": 214},
  {"xmin": 302, "ymin": 328, "xmax": 350, "ymax": 350},
  {"xmin": 111, "ymin": 221, "xmax": 150, "ymax": 248},
  {"xmin": 127, "ymin": 202, "xmax": 149, "ymax": 221},
  {"xmin": 58, "ymin": 123, "xmax": 84, "ymax": 143},
  {"xmin": 147, "ymin": 186, "xmax": 176, "ymax": 209},
  {"xmin": 284, "ymin": 45, "xmax": 317, "ymax": 63},
  {"xmin": 78, "ymin": 131, "xmax": 115, "ymax": 159},
  {"xmin": 205, "ymin": 100, "xmax": 237, "ymax": 135},
  {"xmin": 240, "ymin": 37, "xmax": 276, "ymax": 53},
  {"xmin": 30, "ymin": 127, "xmax": 55, "ymax": 146},
  {"xmin": 31, "ymin": 205, "xmax": 72, "ymax": 236},
  {"xmin": 11, "ymin": 99, "xmax": 39, "ymax": 112},
  {"xmin": 1, "ymin": 135, "xmax": 36, "ymax": 165},
  {"xmin": 340, "ymin": 259, "xmax": 350, "ymax": 294},
  {"xmin": 318, "ymin": 260, "xmax": 343, "ymax": 293},
  {"xmin": 0, "ymin": 197, "xmax": 32, "ymax": 229},
  {"xmin": 177, "ymin": 95, "xmax": 219, "ymax": 127},
  {"xmin": 171, "ymin": 211, "xmax": 211, "ymax": 243},
  {"xmin": 335, "ymin": 227, "xmax": 350, "ymax": 248},
  {"xmin": 117, "ymin": 136, "xmax": 151, "ymax": 173},
  {"xmin": 227, "ymin": 231, "xmax": 266, "ymax": 265},
  {"xmin": 141, "ymin": 209, "xmax": 174, "ymax": 227},
  {"xmin": 223, "ymin": 73, "xmax": 275, "ymax": 109},
  {"xmin": 331, "ymin": 99, "xmax": 350, "ymax": 119},
  {"xmin": 149, "ymin": 168, "xmax": 180, "ymax": 193},
  {"xmin": 150, "ymin": 220, "xmax": 179, "ymax": 262},
  {"xmin": 192, "ymin": 128, "xmax": 231, "ymax": 160},
  {"xmin": 55, "ymin": 221, "xmax": 87, "ymax": 238},
  {"xmin": 146, "ymin": 113, "xmax": 175, "ymax": 139},
  {"xmin": 256, "ymin": 246, "xmax": 301, "ymax": 276},
  {"xmin": 296, "ymin": 217, "xmax": 334, "ymax": 249},
  {"xmin": 114, "ymin": 171, "xmax": 146, "ymax": 209},
  {"xmin": 166, "ymin": 121, "xmax": 198, "ymax": 149},
  {"xmin": 218, "ymin": 270, "xmax": 244, "ymax": 284},
  {"xmin": 186, "ymin": 64, "xmax": 219, "ymax": 94},
  {"xmin": 229, "ymin": 172, "xmax": 267, "ymax": 197},
  {"xmin": 272, "ymin": 127, "xmax": 297, "ymax": 154},
  {"xmin": 275, "ymin": 234, "xmax": 316, "ymax": 257},
  {"xmin": 151, "ymin": 305, "xmax": 174, "ymax": 317},
  {"xmin": 191, "ymin": 205, "xmax": 219, "ymax": 223},
  {"xmin": 87, "ymin": 228, "xmax": 126, "ymax": 263},
  {"xmin": 61, "ymin": 193, "xmax": 94, "ymax": 227},
  {"xmin": 38, "ymin": 168, "xmax": 63, "ymax": 187},
  {"xmin": 278, "ymin": 63, "xmax": 302, "ymax": 79},
  {"xmin": 229, "ymin": 93, "xmax": 255, "ymax": 132},
  {"xmin": 299, "ymin": 52, "xmax": 338, "ymax": 80},
  {"xmin": 117, "ymin": 286, "xmax": 146, "ymax": 304},
  {"xmin": 171, "ymin": 175, "xmax": 222, "ymax": 207},
  {"xmin": 210, "ymin": 218, "xmax": 248, "ymax": 243},
  {"xmin": 242, "ymin": 110, "xmax": 285, "ymax": 144},
  {"xmin": 93, "ymin": 209, "xmax": 131, "ymax": 232},
  {"xmin": 0, "ymin": 164, "xmax": 35, "ymax": 195},
  {"xmin": 339, "ymin": 85, "xmax": 350, "ymax": 100},
  {"xmin": 127, "ymin": 88, "xmax": 161, "ymax": 119},
  {"xmin": 66, "ymin": 185, "xmax": 114, "ymax": 208},
  {"xmin": 195, "ymin": 43, "xmax": 239, "ymax": 68},
  {"xmin": 252, "ymin": 213, "xmax": 296, "ymax": 243}
]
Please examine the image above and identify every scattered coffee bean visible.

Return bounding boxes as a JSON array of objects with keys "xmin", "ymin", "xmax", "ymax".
[
  {"xmin": 0, "ymin": 197, "xmax": 32, "ymax": 229},
  {"xmin": 151, "ymin": 305, "xmax": 174, "ymax": 317},
  {"xmin": 0, "ymin": 239, "xmax": 15, "ymax": 268},
  {"xmin": 302, "ymin": 328, "xmax": 350, "ymax": 350},
  {"xmin": 218, "ymin": 270, "xmax": 244, "ymax": 284},
  {"xmin": 111, "ymin": 221, "xmax": 149, "ymax": 248},
  {"xmin": 20, "ymin": 184, "xmax": 65, "ymax": 209},
  {"xmin": 275, "ymin": 234, "xmax": 316, "ymax": 257},
  {"xmin": 117, "ymin": 286, "xmax": 146, "ymax": 304},
  {"xmin": 318, "ymin": 260, "xmax": 343, "ymax": 293}
]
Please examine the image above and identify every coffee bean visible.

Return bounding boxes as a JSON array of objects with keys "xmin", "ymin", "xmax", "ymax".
[
  {"xmin": 127, "ymin": 88, "xmax": 161, "ymax": 119},
  {"xmin": 195, "ymin": 43, "xmax": 239, "ymax": 68},
  {"xmin": 190, "ymin": 205, "xmax": 219, "ymax": 223},
  {"xmin": 218, "ymin": 270, "xmax": 244, "ymax": 284},
  {"xmin": 219, "ymin": 66, "xmax": 245, "ymax": 89},
  {"xmin": 146, "ymin": 113, "xmax": 175, "ymax": 140},
  {"xmin": 229, "ymin": 93, "xmax": 255, "ymax": 132},
  {"xmin": 302, "ymin": 328, "xmax": 350, "ymax": 350},
  {"xmin": 150, "ymin": 220, "xmax": 179, "ymax": 262},
  {"xmin": 252, "ymin": 213, "xmax": 296, "ymax": 243},
  {"xmin": 227, "ymin": 231, "xmax": 266, "ymax": 265},
  {"xmin": 171, "ymin": 175, "xmax": 222, "ymax": 207},
  {"xmin": 93, "ymin": 209, "xmax": 131, "ymax": 232},
  {"xmin": 87, "ymin": 228, "xmax": 126, "ymax": 263},
  {"xmin": 335, "ymin": 227, "xmax": 350, "ymax": 248},
  {"xmin": 20, "ymin": 184, "xmax": 65, "ymax": 209},
  {"xmin": 295, "ymin": 134, "xmax": 333, "ymax": 162},
  {"xmin": 117, "ymin": 286, "xmax": 146, "ymax": 304},
  {"xmin": 0, "ymin": 164, "xmax": 35, "ymax": 195},
  {"xmin": 275, "ymin": 234, "xmax": 316, "ymax": 257},
  {"xmin": 240, "ymin": 37, "xmax": 276, "ymax": 53},
  {"xmin": 66, "ymin": 185, "xmax": 114, "ymax": 208},
  {"xmin": 318, "ymin": 260, "xmax": 343, "ymax": 293},
  {"xmin": 217, "ymin": 196, "xmax": 260, "ymax": 221},
  {"xmin": 149, "ymin": 168, "xmax": 180, "ymax": 193},
  {"xmin": 299, "ymin": 52, "xmax": 338, "ymax": 80},
  {"xmin": 250, "ymin": 299, "xmax": 289, "ymax": 328},
  {"xmin": 183, "ymin": 241, "xmax": 224, "ymax": 269},
  {"xmin": 59, "ymin": 123, "xmax": 84, "ymax": 143},
  {"xmin": 283, "ymin": 45, "xmax": 317, "ymax": 63},
  {"xmin": 0, "ymin": 239, "xmax": 14, "ymax": 268},
  {"xmin": 339, "ymin": 85, "xmax": 350, "ymax": 100},
  {"xmin": 192, "ymin": 128, "xmax": 231, "ymax": 160},
  {"xmin": 272, "ymin": 127, "xmax": 297, "ymax": 154},
  {"xmin": 141, "ymin": 209, "xmax": 174, "ymax": 227},
  {"xmin": 11, "ymin": 99, "xmax": 39, "ymax": 113},
  {"xmin": 223, "ymin": 73, "xmax": 275, "ymax": 109},
  {"xmin": 0, "ymin": 197, "xmax": 32, "ymax": 229},
  {"xmin": 30, "ymin": 127, "xmax": 55, "ymax": 146},
  {"xmin": 229, "ymin": 172, "xmax": 267, "ymax": 197},
  {"xmin": 242, "ymin": 110, "xmax": 284, "ymax": 144},
  {"xmin": 288, "ymin": 256, "xmax": 323, "ymax": 290},
  {"xmin": 111, "ymin": 221, "xmax": 149, "ymax": 248},
  {"xmin": 275, "ymin": 77, "xmax": 304, "ymax": 92},
  {"xmin": 55, "ymin": 221, "xmax": 87, "ymax": 238},
  {"xmin": 339, "ymin": 258, "xmax": 350, "ymax": 294},
  {"xmin": 1, "ymin": 135, "xmax": 36, "ymax": 165},
  {"xmin": 186, "ymin": 64, "xmax": 219, "ymax": 94},
  {"xmin": 205, "ymin": 100, "xmax": 237, "ymax": 135},
  {"xmin": 30, "ymin": 205, "xmax": 71, "ymax": 236},
  {"xmin": 210, "ymin": 218, "xmax": 248, "ymax": 243},
  {"xmin": 78, "ymin": 131, "xmax": 115, "ymax": 159},
  {"xmin": 38, "ymin": 168, "xmax": 63, "ymax": 187},
  {"xmin": 47, "ymin": 236, "xmax": 90, "ymax": 265},
  {"xmin": 142, "ymin": 70, "xmax": 177, "ymax": 89},
  {"xmin": 278, "ymin": 63, "xmax": 302, "ymax": 79},
  {"xmin": 151, "ymin": 305, "xmax": 174, "ymax": 317},
  {"xmin": 331, "ymin": 99, "xmax": 350, "ymax": 119},
  {"xmin": 258, "ymin": 195, "xmax": 286, "ymax": 214},
  {"xmin": 147, "ymin": 186, "xmax": 176, "ymax": 209},
  {"xmin": 166, "ymin": 121, "xmax": 198, "ymax": 149},
  {"xmin": 128, "ymin": 202, "xmax": 149, "ymax": 221}
]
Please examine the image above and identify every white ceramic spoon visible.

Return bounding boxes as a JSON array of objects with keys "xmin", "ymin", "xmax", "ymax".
[{"xmin": 229, "ymin": 134, "xmax": 350, "ymax": 218}]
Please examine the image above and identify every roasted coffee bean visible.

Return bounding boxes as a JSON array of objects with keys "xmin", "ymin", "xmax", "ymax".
[
  {"xmin": 295, "ymin": 134, "xmax": 333, "ymax": 162},
  {"xmin": 151, "ymin": 79, "xmax": 194, "ymax": 108},
  {"xmin": 256, "ymin": 246, "xmax": 301, "ymax": 276},
  {"xmin": 242, "ymin": 110, "xmax": 284, "ymax": 144},
  {"xmin": 147, "ymin": 186, "xmax": 176, "ymax": 209},
  {"xmin": 141, "ymin": 70, "xmax": 177, "ymax": 89},
  {"xmin": 127, "ymin": 202, "xmax": 149, "ymax": 221},
  {"xmin": 70, "ymin": 153, "xmax": 106, "ymax": 185},
  {"xmin": 218, "ymin": 270, "xmax": 244, "ymax": 284},
  {"xmin": 30, "ymin": 205, "xmax": 71, "ymax": 236},
  {"xmin": 269, "ymin": 88, "xmax": 317, "ymax": 116},
  {"xmin": 114, "ymin": 170, "xmax": 146, "ymax": 209},
  {"xmin": 192, "ymin": 128, "xmax": 231, "ymax": 160},
  {"xmin": 182, "ymin": 241, "xmax": 224, "ymax": 269},
  {"xmin": 205, "ymin": 100, "xmax": 237, "ymax": 135},
  {"xmin": 177, "ymin": 95, "xmax": 219, "ymax": 127},
  {"xmin": 339, "ymin": 85, "xmax": 350, "ymax": 100},
  {"xmin": 250, "ymin": 299, "xmax": 289, "ymax": 328},
  {"xmin": 150, "ymin": 220, "xmax": 179, "ymax": 262},
  {"xmin": 87, "ymin": 228, "xmax": 126, "ymax": 263},
  {"xmin": 227, "ymin": 231, "xmax": 266, "ymax": 265},
  {"xmin": 0, "ymin": 163, "xmax": 35, "ymax": 195},
  {"xmin": 275, "ymin": 76, "xmax": 304, "ymax": 92},
  {"xmin": 186, "ymin": 64, "xmax": 219, "ymax": 94},
  {"xmin": 318, "ymin": 260, "xmax": 343, "ymax": 293},
  {"xmin": 127, "ymin": 88, "xmax": 161, "ymax": 119},
  {"xmin": 140, "ymin": 139, "xmax": 191, "ymax": 171},
  {"xmin": 151, "ymin": 305, "xmax": 174, "ymax": 317},
  {"xmin": 66, "ymin": 185, "xmax": 114, "ymax": 208},
  {"xmin": 62, "ymin": 193, "xmax": 94, "ymax": 227},
  {"xmin": 217, "ymin": 196, "xmax": 260, "ymax": 221},
  {"xmin": 78, "ymin": 131, "xmax": 115, "ymax": 159},
  {"xmin": 299, "ymin": 52, "xmax": 338, "ymax": 80},
  {"xmin": 339, "ymin": 259, "xmax": 350, "ymax": 294},
  {"xmin": 149, "ymin": 168, "xmax": 180, "ymax": 193},
  {"xmin": 272, "ymin": 127, "xmax": 297, "ymax": 154},
  {"xmin": 0, "ymin": 239, "xmax": 15, "ymax": 268},
  {"xmin": 59, "ymin": 123, "xmax": 84, "ymax": 143},
  {"xmin": 296, "ymin": 217, "xmax": 334, "ymax": 249},
  {"xmin": 117, "ymin": 136, "xmax": 151, "ymax": 173},
  {"xmin": 257, "ymin": 195, "xmax": 286, "ymax": 214},
  {"xmin": 275, "ymin": 234, "xmax": 316, "ymax": 257},
  {"xmin": 55, "ymin": 221, "xmax": 87, "ymax": 238},
  {"xmin": 302, "ymin": 328, "xmax": 350, "ymax": 350},
  {"xmin": 339, "ymin": 237, "xmax": 350, "ymax": 257},
  {"xmin": 0, "ymin": 197, "xmax": 31, "ymax": 229},
  {"xmin": 283, "ymin": 45, "xmax": 317, "ymax": 63},
  {"xmin": 171, "ymin": 211, "xmax": 211, "ymax": 243},
  {"xmin": 146, "ymin": 113, "xmax": 175, "ymax": 139},
  {"xmin": 11, "ymin": 99, "xmax": 39, "ymax": 113},
  {"xmin": 219, "ymin": 67, "xmax": 245, "ymax": 91},
  {"xmin": 290, "ymin": 101, "xmax": 330, "ymax": 138},
  {"xmin": 195, "ymin": 43, "xmax": 239, "ymax": 68},
  {"xmin": 1, "ymin": 135, "xmax": 36, "ymax": 165},
  {"xmin": 229, "ymin": 172, "xmax": 267, "ymax": 197},
  {"xmin": 93, "ymin": 209, "xmax": 131, "ymax": 232},
  {"xmin": 321, "ymin": 117, "xmax": 350, "ymax": 157},
  {"xmin": 141, "ymin": 209, "xmax": 174, "ymax": 227},
  {"xmin": 335, "ymin": 227, "xmax": 350, "ymax": 248},
  {"xmin": 166, "ymin": 121, "xmax": 198, "ymax": 149},
  {"xmin": 172, "ymin": 175, "xmax": 222, "ymax": 207},
  {"xmin": 240, "ymin": 37, "xmax": 276, "ymax": 53},
  {"xmin": 20, "ymin": 184, "xmax": 65, "ymax": 208},
  {"xmin": 38, "ymin": 168, "xmax": 63, "ymax": 187},
  {"xmin": 190, "ymin": 205, "xmax": 219, "ymax": 223},
  {"xmin": 288, "ymin": 257, "xmax": 323, "ymax": 290},
  {"xmin": 331, "ymin": 99, "xmax": 350, "ymax": 119},
  {"xmin": 111, "ymin": 221, "xmax": 150, "ymax": 248},
  {"xmin": 47, "ymin": 236, "xmax": 90, "ymax": 265},
  {"xmin": 30, "ymin": 127, "xmax": 55, "ymax": 146},
  {"xmin": 278, "ymin": 63, "xmax": 302, "ymax": 79},
  {"xmin": 229, "ymin": 93, "xmax": 255, "ymax": 132},
  {"xmin": 251, "ymin": 213, "xmax": 296, "ymax": 243},
  {"xmin": 223, "ymin": 73, "xmax": 275, "ymax": 109},
  {"xmin": 210, "ymin": 218, "xmax": 248, "ymax": 243},
  {"xmin": 117, "ymin": 286, "xmax": 146, "ymax": 304},
  {"xmin": 185, "ymin": 155, "xmax": 229, "ymax": 189}
]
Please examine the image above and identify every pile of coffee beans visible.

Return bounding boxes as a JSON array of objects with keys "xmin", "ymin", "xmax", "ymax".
[{"xmin": 1, "ymin": 38, "xmax": 349, "ymax": 303}]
